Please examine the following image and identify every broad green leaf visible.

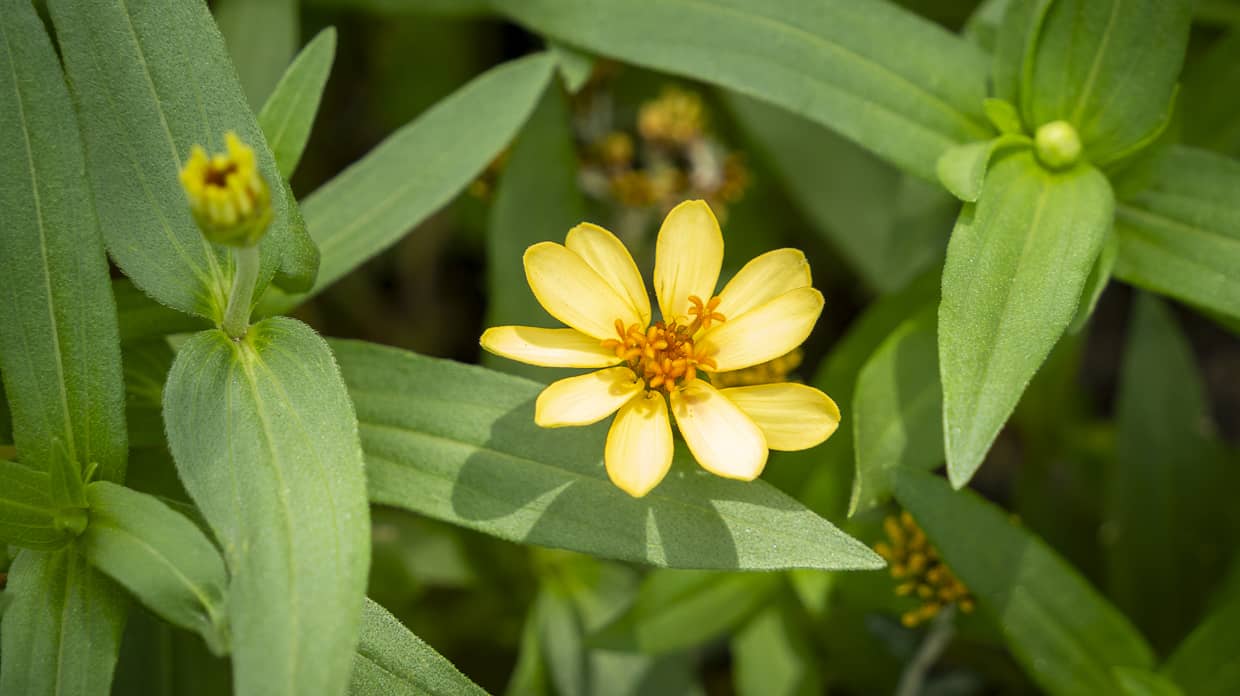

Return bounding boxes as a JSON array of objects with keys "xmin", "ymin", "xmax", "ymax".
[
  {"xmin": 258, "ymin": 27, "xmax": 336, "ymax": 180},
  {"xmin": 214, "ymin": 0, "xmax": 298, "ymax": 108},
  {"xmin": 1106, "ymin": 294, "xmax": 1229, "ymax": 653},
  {"xmin": 114, "ymin": 280, "xmax": 210, "ymax": 343},
  {"xmin": 850, "ymin": 307, "xmax": 942, "ymax": 515},
  {"xmin": 0, "ymin": 549, "xmax": 128, "ymax": 696},
  {"xmin": 262, "ymin": 53, "xmax": 556, "ymax": 314},
  {"xmin": 892, "ymin": 469, "xmax": 1155, "ymax": 696},
  {"xmin": 0, "ymin": 459, "xmax": 66, "ymax": 551},
  {"xmin": 0, "ymin": 0, "xmax": 127, "ymax": 479},
  {"xmin": 1021, "ymin": 0, "xmax": 1191, "ymax": 165},
  {"xmin": 1161, "ymin": 592, "xmax": 1240, "ymax": 696},
  {"xmin": 1181, "ymin": 30, "xmax": 1240, "ymax": 157},
  {"xmin": 350, "ymin": 598, "xmax": 488, "ymax": 696},
  {"xmin": 733, "ymin": 603, "xmax": 821, "ymax": 696},
  {"xmin": 1067, "ymin": 230, "xmax": 1117, "ymax": 334},
  {"xmin": 48, "ymin": 0, "xmax": 291, "ymax": 321},
  {"xmin": 333, "ymin": 339, "xmax": 883, "ymax": 571},
  {"xmin": 935, "ymin": 135, "xmax": 1029, "ymax": 202},
  {"xmin": 79, "ymin": 482, "xmax": 228, "ymax": 654},
  {"xmin": 724, "ymin": 93, "xmax": 954, "ymax": 294},
  {"xmin": 484, "ymin": 82, "xmax": 584, "ymax": 382},
  {"xmin": 1115, "ymin": 669, "xmax": 1185, "ymax": 696},
  {"xmin": 498, "ymin": 0, "xmax": 991, "ymax": 181},
  {"xmin": 163, "ymin": 318, "xmax": 370, "ymax": 696},
  {"xmin": 939, "ymin": 151, "xmax": 1113, "ymax": 487},
  {"xmin": 590, "ymin": 570, "xmax": 779, "ymax": 655},
  {"xmin": 1114, "ymin": 146, "xmax": 1240, "ymax": 321}
]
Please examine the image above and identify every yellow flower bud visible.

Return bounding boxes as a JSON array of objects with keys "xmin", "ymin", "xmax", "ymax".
[{"xmin": 179, "ymin": 132, "xmax": 272, "ymax": 247}]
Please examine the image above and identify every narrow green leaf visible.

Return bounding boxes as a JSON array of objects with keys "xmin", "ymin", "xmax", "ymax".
[
  {"xmin": 549, "ymin": 41, "xmax": 593, "ymax": 94},
  {"xmin": 935, "ymin": 135, "xmax": 1029, "ymax": 202},
  {"xmin": 892, "ymin": 468, "xmax": 1155, "ymax": 696},
  {"xmin": 991, "ymin": 0, "xmax": 1051, "ymax": 105},
  {"xmin": 1022, "ymin": 0, "xmax": 1191, "ymax": 164},
  {"xmin": 333, "ymin": 339, "xmax": 883, "ymax": 571},
  {"xmin": 940, "ymin": 151, "xmax": 1113, "ymax": 487},
  {"xmin": 47, "ymin": 438, "xmax": 87, "ymax": 512},
  {"xmin": 733, "ymin": 603, "xmax": 821, "ymax": 696},
  {"xmin": 114, "ymin": 280, "xmax": 210, "ymax": 343},
  {"xmin": 258, "ymin": 27, "xmax": 336, "ymax": 180},
  {"xmin": 79, "ymin": 481, "xmax": 229, "ymax": 654},
  {"xmin": 1181, "ymin": 30, "xmax": 1240, "ymax": 157},
  {"xmin": 1067, "ymin": 229, "xmax": 1117, "ymax": 334},
  {"xmin": 0, "ymin": 0, "xmax": 127, "ymax": 479},
  {"xmin": 1114, "ymin": 146, "xmax": 1240, "ymax": 321},
  {"xmin": 111, "ymin": 607, "xmax": 232, "ymax": 696},
  {"xmin": 1161, "ymin": 592, "xmax": 1240, "ymax": 696},
  {"xmin": 982, "ymin": 97, "xmax": 1024, "ymax": 135},
  {"xmin": 163, "ymin": 318, "xmax": 370, "ymax": 696},
  {"xmin": 0, "ymin": 549, "xmax": 128, "ymax": 696},
  {"xmin": 214, "ymin": 0, "xmax": 299, "ymax": 108},
  {"xmin": 1114, "ymin": 669, "xmax": 1185, "ymax": 696},
  {"xmin": 850, "ymin": 307, "xmax": 942, "ymax": 515},
  {"xmin": 48, "ymin": 0, "xmax": 292, "ymax": 320},
  {"xmin": 1106, "ymin": 294, "xmax": 1229, "ymax": 653},
  {"xmin": 270, "ymin": 182, "xmax": 320, "ymax": 294},
  {"xmin": 499, "ymin": 0, "xmax": 991, "ymax": 181},
  {"xmin": 350, "ymin": 598, "xmax": 488, "ymax": 696},
  {"xmin": 122, "ymin": 338, "xmax": 174, "ymax": 450},
  {"xmin": 305, "ymin": 0, "xmax": 490, "ymax": 15},
  {"xmin": 591, "ymin": 570, "xmax": 780, "ymax": 655},
  {"xmin": 0, "ymin": 459, "xmax": 66, "ymax": 551},
  {"xmin": 261, "ymin": 53, "xmax": 556, "ymax": 313}
]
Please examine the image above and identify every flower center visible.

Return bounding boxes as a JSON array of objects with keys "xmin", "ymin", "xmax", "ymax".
[{"xmin": 601, "ymin": 295, "xmax": 726, "ymax": 393}]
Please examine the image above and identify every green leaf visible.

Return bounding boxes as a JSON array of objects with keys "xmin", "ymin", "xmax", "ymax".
[
  {"xmin": 1161, "ymin": 592, "xmax": 1240, "ymax": 696},
  {"xmin": 1182, "ymin": 30, "xmax": 1240, "ymax": 157},
  {"xmin": 112, "ymin": 607, "xmax": 232, "ymax": 696},
  {"xmin": 935, "ymin": 135, "xmax": 1029, "ymax": 202},
  {"xmin": 549, "ymin": 41, "xmax": 594, "ymax": 94},
  {"xmin": 214, "ymin": 0, "xmax": 299, "ymax": 108},
  {"xmin": 483, "ymin": 82, "xmax": 584, "ymax": 382},
  {"xmin": 850, "ymin": 307, "xmax": 942, "ymax": 515},
  {"xmin": 498, "ymin": 0, "xmax": 991, "ymax": 181},
  {"xmin": 305, "ymin": 0, "xmax": 490, "ymax": 15},
  {"xmin": 114, "ymin": 280, "xmax": 210, "ymax": 343},
  {"xmin": 270, "ymin": 182, "xmax": 320, "ymax": 294},
  {"xmin": 724, "ymin": 93, "xmax": 954, "ymax": 294},
  {"xmin": 261, "ymin": 53, "xmax": 556, "ymax": 314},
  {"xmin": 1067, "ymin": 229, "xmax": 1117, "ymax": 334},
  {"xmin": 78, "ymin": 481, "xmax": 229, "ymax": 654},
  {"xmin": 1114, "ymin": 669, "xmax": 1185, "ymax": 696},
  {"xmin": 1021, "ymin": 0, "xmax": 1191, "ymax": 165},
  {"xmin": 333, "ymin": 339, "xmax": 883, "ymax": 571},
  {"xmin": 939, "ymin": 151, "xmax": 1113, "ymax": 487},
  {"xmin": 258, "ymin": 27, "xmax": 336, "ymax": 180},
  {"xmin": 0, "ymin": 549, "xmax": 128, "ymax": 696},
  {"xmin": 122, "ymin": 338, "xmax": 174, "ymax": 449},
  {"xmin": 48, "ymin": 0, "xmax": 292, "ymax": 321},
  {"xmin": 892, "ymin": 468, "xmax": 1155, "ymax": 696},
  {"xmin": 0, "ymin": 0, "xmax": 127, "ymax": 480},
  {"xmin": 47, "ymin": 438, "xmax": 88, "ymax": 512},
  {"xmin": 1105, "ymin": 294, "xmax": 1229, "ymax": 653},
  {"xmin": 1114, "ymin": 146, "xmax": 1240, "ymax": 321},
  {"xmin": 732, "ymin": 603, "xmax": 821, "ymax": 696},
  {"xmin": 590, "ymin": 570, "xmax": 780, "ymax": 655},
  {"xmin": 0, "ymin": 459, "xmax": 67, "ymax": 551},
  {"xmin": 991, "ymin": 0, "xmax": 1051, "ymax": 106},
  {"xmin": 350, "ymin": 597, "xmax": 488, "ymax": 696},
  {"xmin": 163, "ymin": 318, "xmax": 370, "ymax": 696},
  {"xmin": 982, "ymin": 97, "xmax": 1024, "ymax": 135}
]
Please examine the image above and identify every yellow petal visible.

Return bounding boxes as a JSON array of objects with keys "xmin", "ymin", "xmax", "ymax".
[
  {"xmin": 698, "ymin": 287, "xmax": 824, "ymax": 372},
  {"xmin": 670, "ymin": 380, "xmax": 767, "ymax": 480},
  {"xmin": 653, "ymin": 200, "xmax": 723, "ymax": 324},
  {"xmin": 566, "ymin": 223, "xmax": 651, "ymax": 326},
  {"xmin": 480, "ymin": 326, "xmax": 621, "ymax": 368},
  {"xmin": 525, "ymin": 242, "xmax": 643, "ymax": 340},
  {"xmin": 535, "ymin": 367, "xmax": 643, "ymax": 427},
  {"xmin": 720, "ymin": 383, "xmax": 840, "ymax": 450},
  {"xmin": 605, "ymin": 391, "xmax": 674, "ymax": 497},
  {"xmin": 716, "ymin": 249, "xmax": 812, "ymax": 321}
]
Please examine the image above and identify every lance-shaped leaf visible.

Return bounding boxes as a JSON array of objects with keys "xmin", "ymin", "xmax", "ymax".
[
  {"xmin": 114, "ymin": 280, "xmax": 209, "ymax": 343},
  {"xmin": 0, "ymin": 459, "xmax": 69, "ymax": 551},
  {"xmin": 939, "ymin": 151, "xmax": 1112, "ymax": 487},
  {"xmin": 214, "ymin": 0, "xmax": 298, "ymax": 108},
  {"xmin": 333, "ymin": 339, "xmax": 883, "ymax": 571},
  {"xmin": 1114, "ymin": 146, "xmax": 1240, "ymax": 321},
  {"xmin": 0, "ymin": 549, "xmax": 128, "ymax": 696},
  {"xmin": 733, "ymin": 602, "xmax": 822, "ymax": 696},
  {"xmin": 498, "ymin": 0, "xmax": 991, "ymax": 181},
  {"xmin": 262, "ymin": 52, "xmax": 556, "ymax": 313},
  {"xmin": 893, "ymin": 468, "xmax": 1155, "ymax": 696},
  {"xmin": 1162, "ymin": 591, "xmax": 1240, "ymax": 696},
  {"xmin": 164, "ymin": 318, "xmax": 370, "ymax": 696},
  {"xmin": 48, "ymin": 0, "xmax": 292, "ymax": 320},
  {"xmin": 258, "ymin": 27, "xmax": 336, "ymax": 180},
  {"xmin": 351, "ymin": 598, "xmax": 488, "ymax": 696},
  {"xmin": 1181, "ymin": 29, "xmax": 1240, "ymax": 157},
  {"xmin": 0, "ymin": 0, "xmax": 127, "ymax": 480},
  {"xmin": 1020, "ymin": 0, "xmax": 1190, "ymax": 165},
  {"xmin": 78, "ymin": 481, "xmax": 229, "ymax": 654}
]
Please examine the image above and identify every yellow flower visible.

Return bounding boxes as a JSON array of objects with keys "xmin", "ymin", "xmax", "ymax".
[
  {"xmin": 179, "ymin": 131, "xmax": 271, "ymax": 247},
  {"xmin": 480, "ymin": 200, "xmax": 841, "ymax": 497}
]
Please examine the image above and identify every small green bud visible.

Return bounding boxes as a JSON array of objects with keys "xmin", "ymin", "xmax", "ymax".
[
  {"xmin": 179, "ymin": 132, "xmax": 272, "ymax": 247},
  {"xmin": 1034, "ymin": 120, "xmax": 1082, "ymax": 170},
  {"xmin": 54, "ymin": 507, "xmax": 88, "ymax": 537}
]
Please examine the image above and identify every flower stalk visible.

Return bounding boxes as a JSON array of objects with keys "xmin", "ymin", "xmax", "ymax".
[{"xmin": 221, "ymin": 244, "xmax": 260, "ymax": 339}]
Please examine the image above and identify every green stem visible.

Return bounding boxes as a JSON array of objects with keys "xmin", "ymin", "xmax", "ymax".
[
  {"xmin": 895, "ymin": 605, "xmax": 957, "ymax": 696},
  {"xmin": 221, "ymin": 245, "xmax": 260, "ymax": 338}
]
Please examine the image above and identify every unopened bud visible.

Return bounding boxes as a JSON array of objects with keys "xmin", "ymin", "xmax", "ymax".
[
  {"xmin": 179, "ymin": 132, "xmax": 272, "ymax": 247},
  {"xmin": 1034, "ymin": 120, "xmax": 1082, "ymax": 170}
]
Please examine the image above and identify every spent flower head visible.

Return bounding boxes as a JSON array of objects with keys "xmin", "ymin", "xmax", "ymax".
[
  {"xmin": 480, "ymin": 200, "xmax": 840, "ymax": 497},
  {"xmin": 179, "ymin": 131, "xmax": 271, "ymax": 247}
]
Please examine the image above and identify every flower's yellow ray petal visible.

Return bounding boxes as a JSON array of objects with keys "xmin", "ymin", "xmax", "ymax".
[
  {"xmin": 480, "ymin": 326, "xmax": 621, "ymax": 368},
  {"xmin": 720, "ymin": 383, "xmax": 840, "ymax": 451},
  {"xmin": 653, "ymin": 200, "xmax": 723, "ymax": 324},
  {"xmin": 566, "ymin": 223, "xmax": 652, "ymax": 326},
  {"xmin": 535, "ymin": 366, "xmax": 643, "ymax": 427},
  {"xmin": 605, "ymin": 391, "xmax": 674, "ymax": 497},
  {"xmin": 716, "ymin": 248, "xmax": 812, "ymax": 321},
  {"xmin": 525, "ymin": 242, "xmax": 644, "ymax": 340},
  {"xmin": 671, "ymin": 380, "xmax": 767, "ymax": 480},
  {"xmin": 699, "ymin": 287, "xmax": 824, "ymax": 372}
]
